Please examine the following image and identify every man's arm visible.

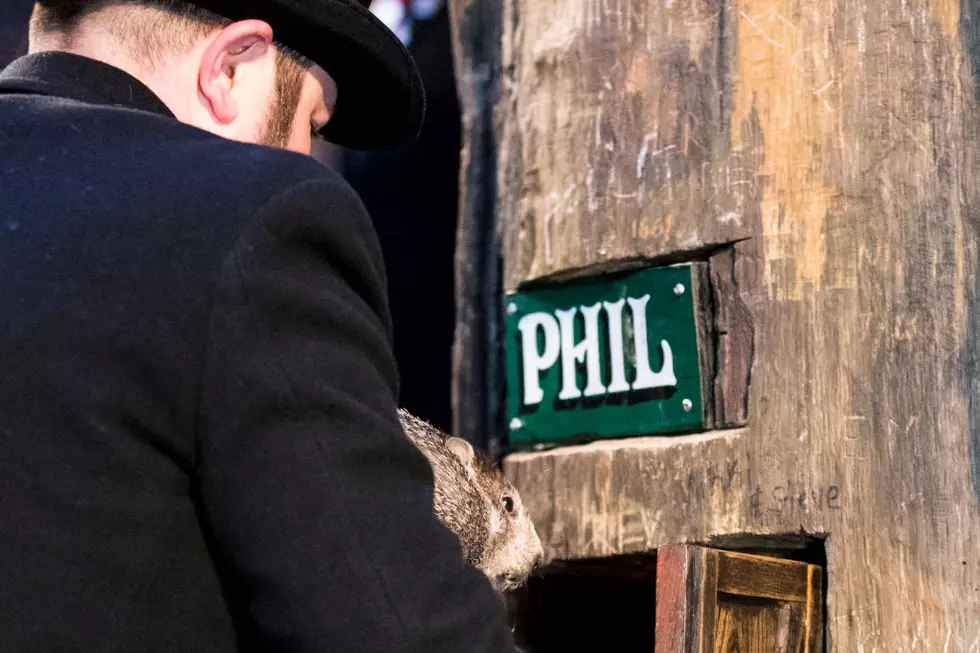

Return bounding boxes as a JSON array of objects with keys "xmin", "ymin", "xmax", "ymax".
[{"xmin": 196, "ymin": 175, "xmax": 511, "ymax": 652}]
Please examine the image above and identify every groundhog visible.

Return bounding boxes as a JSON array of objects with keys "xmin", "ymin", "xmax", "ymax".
[{"xmin": 398, "ymin": 409, "xmax": 544, "ymax": 592}]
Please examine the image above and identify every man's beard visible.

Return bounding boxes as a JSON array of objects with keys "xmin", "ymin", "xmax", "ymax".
[{"xmin": 260, "ymin": 52, "xmax": 307, "ymax": 149}]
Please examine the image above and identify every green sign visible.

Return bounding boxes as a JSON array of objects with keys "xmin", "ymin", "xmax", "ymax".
[{"xmin": 505, "ymin": 264, "xmax": 707, "ymax": 448}]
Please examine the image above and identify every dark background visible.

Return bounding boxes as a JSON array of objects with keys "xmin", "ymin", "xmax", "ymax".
[
  {"xmin": 1, "ymin": 0, "xmax": 31, "ymax": 65},
  {"xmin": 340, "ymin": 7, "xmax": 461, "ymax": 433}
]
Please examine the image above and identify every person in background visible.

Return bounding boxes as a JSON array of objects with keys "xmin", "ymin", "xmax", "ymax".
[
  {"xmin": 0, "ymin": 1, "xmax": 511, "ymax": 651},
  {"xmin": 342, "ymin": 0, "xmax": 462, "ymax": 434}
]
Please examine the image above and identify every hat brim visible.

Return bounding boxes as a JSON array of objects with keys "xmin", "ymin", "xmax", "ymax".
[{"xmin": 197, "ymin": 0, "xmax": 425, "ymax": 151}]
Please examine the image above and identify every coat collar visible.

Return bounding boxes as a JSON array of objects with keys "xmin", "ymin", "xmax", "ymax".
[{"xmin": 0, "ymin": 52, "xmax": 174, "ymax": 119}]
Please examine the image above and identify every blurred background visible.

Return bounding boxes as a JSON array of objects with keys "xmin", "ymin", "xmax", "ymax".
[
  {"xmin": 335, "ymin": 0, "xmax": 461, "ymax": 434},
  {"xmin": 0, "ymin": 0, "xmax": 462, "ymax": 434},
  {"xmin": 1, "ymin": 0, "xmax": 31, "ymax": 65}
]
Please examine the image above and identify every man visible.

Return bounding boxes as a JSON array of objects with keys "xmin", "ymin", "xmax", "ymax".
[{"xmin": 0, "ymin": 1, "xmax": 512, "ymax": 651}]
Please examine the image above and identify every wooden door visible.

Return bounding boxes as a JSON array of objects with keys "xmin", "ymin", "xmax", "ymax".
[{"xmin": 655, "ymin": 546, "xmax": 823, "ymax": 653}]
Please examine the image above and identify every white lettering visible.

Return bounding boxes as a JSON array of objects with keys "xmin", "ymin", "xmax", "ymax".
[
  {"xmin": 627, "ymin": 295, "xmax": 677, "ymax": 390},
  {"xmin": 602, "ymin": 299, "xmax": 631, "ymax": 393},
  {"xmin": 556, "ymin": 303, "xmax": 606, "ymax": 400},
  {"xmin": 517, "ymin": 312, "xmax": 561, "ymax": 405}
]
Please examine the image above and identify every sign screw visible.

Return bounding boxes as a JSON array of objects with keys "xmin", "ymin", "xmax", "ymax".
[
  {"xmin": 674, "ymin": 283, "xmax": 686, "ymax": 296},
  {"xmin": 509, "ymin": 418, "xmax": 523, "ymax": 430},
  {"xmin": 507, "ymin": 302, "xmax": 518, "ymax": 315},
  {"xmin": 682, "ymin": 398, "xmax": 693, "ymax": 412}
]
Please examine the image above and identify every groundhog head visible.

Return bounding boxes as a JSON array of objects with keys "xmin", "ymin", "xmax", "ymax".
[
  {"xmin": 398, "ymin": 409, "xmax": 545, "ymax": 592},
  {"xmin": 443, "ymin": 437, "xmax": 544, "ymax": 592}
]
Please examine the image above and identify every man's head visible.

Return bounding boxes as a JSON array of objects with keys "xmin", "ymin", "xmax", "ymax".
[{"xmin": 29, "ymin": 0, "xmax": 337, "ymax": 154}]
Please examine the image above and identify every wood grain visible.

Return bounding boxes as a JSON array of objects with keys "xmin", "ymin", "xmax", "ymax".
[
  {"xmin": 708, "ymin": 247, "xmax": 753, "ymax": 428},
  {"xmin": 453, "ymin": 0, "xmax": 980, "ymax": 647},
  {"xmin": 700, "ymin": 547, "xmax": 719, "ymax": 653},
  {"xmin": 713, "ymin": 599, "xmax": 805, "ymax": 653},
  {"xmin": 715, "ymin": 551, "xmax": 810, "ymax": 602},
  {"xmin": 690, "ymin": 262, "xmax": 717, "ymax": 430},
  {"xmin": 804, "ymin": 564, "xmax": 823, "ymax": 653},
  {"xmin": 656, "ymin": 545, "xmax": 701, "ymax": 653},
  {"xmin": 657, "ymin": 546, "xmax": 822, "ymax": 653},
  {"xmin": 447, "ymin": 0, "xmax": 506, "ymax": 454}
]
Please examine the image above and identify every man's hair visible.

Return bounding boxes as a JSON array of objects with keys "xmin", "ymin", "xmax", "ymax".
[
  {"xmin": 32, "ymin": 1, "xmax": 230, "ymax": 68},
  {"xmin": 33, "ymin": 1, "xmax": 313, "ymax": 67},
  {"xmin": 32, "ymin": 0, "xmax": 314, "ymax": 148}
]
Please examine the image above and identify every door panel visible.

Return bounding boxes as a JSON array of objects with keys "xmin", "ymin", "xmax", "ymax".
[{"xmin": 655, "ymin": 546, "xmax": 823, "ymax": 653}]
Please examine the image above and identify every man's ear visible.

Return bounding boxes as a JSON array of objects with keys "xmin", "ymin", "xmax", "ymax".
[
  {"xmin": 446, "ymin": 437, "xmax": 476, "ymax": 468},
  {"xmin": 198, "ymin": 20, "xmax": 274, "ymax": 124}
]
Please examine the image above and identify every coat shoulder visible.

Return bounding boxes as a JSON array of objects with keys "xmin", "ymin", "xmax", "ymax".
[{"xmin": 164, "ymin": 127, "xmax": 352, "ymax": 207}]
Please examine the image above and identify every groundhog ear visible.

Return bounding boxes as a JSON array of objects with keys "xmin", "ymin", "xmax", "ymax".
[{"xmin": 447, "ymin": 437, "xmax": 476, "ymax": 467}]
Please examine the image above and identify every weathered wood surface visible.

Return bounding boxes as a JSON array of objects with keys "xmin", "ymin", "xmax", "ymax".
[
  {"xmin": 451, "ymin": 0, "xmax": 980, "ymax": 648},
  {"xmin": 709, "ymin": 247, "xmax": 754, "ymax": 427},
  {"xmin": 656, "ymin": 546, "xmax": 823, "ymax": 653},
  {"xmin": 715, "ymin": 550, "xmax": 810, "ymax": 602},
  {"xmin": 655, "ymin": 545, "xmax": 708, "ymax": 653},
  {"xmin": 448, "ymin": 0, "xmax": 507, "ymax": 454}
]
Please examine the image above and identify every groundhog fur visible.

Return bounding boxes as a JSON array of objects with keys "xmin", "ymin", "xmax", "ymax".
[{"xmin": 398, "ymin": 409, "xmax": 543, "ymax": 592}]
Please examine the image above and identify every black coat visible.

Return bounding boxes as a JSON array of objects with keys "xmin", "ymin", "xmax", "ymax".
[{"xmin": 0, "ymin": 52, "xmax": 510, "ymax": 653}]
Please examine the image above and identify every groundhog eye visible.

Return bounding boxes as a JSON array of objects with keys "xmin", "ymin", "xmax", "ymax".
[{"xmin": 502, "ymin": 496, "xmax": 515, "ymax": 513}]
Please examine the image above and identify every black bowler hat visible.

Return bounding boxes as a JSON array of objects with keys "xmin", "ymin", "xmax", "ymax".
[{"xmin": 195, "ymin": 0, "xmax": 424, "ymax": 151}]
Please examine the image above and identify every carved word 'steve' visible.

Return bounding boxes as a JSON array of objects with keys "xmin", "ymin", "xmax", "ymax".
[{"xmin": 505, "ymin": 265, "xmax": 707, "ymax": 448}]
